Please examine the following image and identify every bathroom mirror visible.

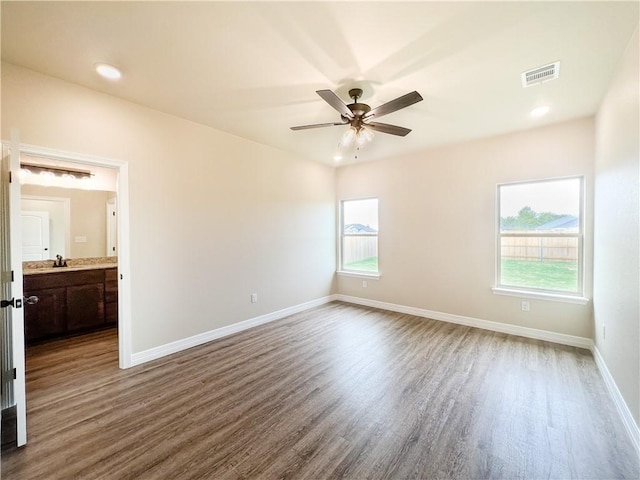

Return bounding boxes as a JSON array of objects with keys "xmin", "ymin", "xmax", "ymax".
[
  {"xmin": 19, "ymin": 154, "xmax": 118, "ymax": 262},
  {"xmin": 21, "ymin": 185, "xmax": 117, "ymax": 261}
]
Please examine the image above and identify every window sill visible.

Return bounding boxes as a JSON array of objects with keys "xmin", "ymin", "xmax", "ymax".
[
  {"xmin": 492, "ymin": 287, "xmax": 589, "ymax": 305},
  {"xmin": 337, "ymin": 270, "xmax": 381, "ymax": 280}
]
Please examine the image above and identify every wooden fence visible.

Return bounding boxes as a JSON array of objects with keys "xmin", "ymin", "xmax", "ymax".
[
  {"xmin": 501, "ymin": 236, "xmax": 578, "ymax": 261},
  {"xmin": 344, "ymin": 236, "xmax": 576, "ymax": 264},
  {"xmin": 343, "ymin": 236, "xmax": 377, "ymax": 264}
]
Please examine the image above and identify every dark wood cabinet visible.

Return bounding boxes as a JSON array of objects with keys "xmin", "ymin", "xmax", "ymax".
[
  {"xmin": 24, "ymin": 287, "xmax": 66, "ymax": 342},
  {"xmin": 24, "ymin": 267, "xmax": 117, "ymax": 343}
]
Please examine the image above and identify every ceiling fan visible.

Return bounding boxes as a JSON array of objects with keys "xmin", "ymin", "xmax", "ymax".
[{"xmin": 291, "ymin": 88, "xmax": 423, "ymax": 148}]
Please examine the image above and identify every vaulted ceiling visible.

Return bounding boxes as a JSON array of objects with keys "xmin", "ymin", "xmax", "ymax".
[{"xmin": 2, "ymin": 2, "xmax": 638, "ymax": 165}]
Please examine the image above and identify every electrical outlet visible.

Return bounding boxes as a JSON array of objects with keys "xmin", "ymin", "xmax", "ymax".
[
  {"xmin": 521, "ymin": 300, "xmax": 530, "ymax": 312},
  {"xmin": 362, "ymin": 280, "xmax": 368, "ymax": 288},
  {"xmin": 250, "ymin": 293, "xmax": 258, "ymax": 303}
]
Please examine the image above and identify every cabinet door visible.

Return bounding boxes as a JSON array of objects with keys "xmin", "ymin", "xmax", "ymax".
[
  {"xmin": 105, "ymin": 303, "xmax": 118, "ymax": 325},
  {"xmin": 66, "ymin": 284, "xmax": 105, "ymax": 331},
  {"xmin": 104, "ymin": 268, "xmax": 118, "ymax": 325},
  {"xmin": 24, "ymin": 287, "xmax": 67, "ymax": 342}
]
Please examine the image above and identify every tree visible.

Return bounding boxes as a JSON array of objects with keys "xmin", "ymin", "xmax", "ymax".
[{"xmin": 500, "ymin": 206, "xmax": 563, "ymax": 230}]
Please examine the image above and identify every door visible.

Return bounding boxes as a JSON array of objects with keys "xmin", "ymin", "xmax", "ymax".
[
  {"xmin": 21, "ymin": 211, "xmax": 50, "ymax": 261},
  {"xmin": 1, "ymin": 137, "xmax": 28, "ymax": 447}
]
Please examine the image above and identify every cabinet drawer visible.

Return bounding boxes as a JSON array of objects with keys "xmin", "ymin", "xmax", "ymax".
[{"xmin": 25, "ymin": 270, "xmax": 105, "ymax": 290}]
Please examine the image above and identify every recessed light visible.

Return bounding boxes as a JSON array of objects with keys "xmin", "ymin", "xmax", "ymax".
[
  {"xmin": 95, "ymin": 63, "xmax": 122, "ymax": 80},
  {"xmin": 530, "ymin": 105, "xmax": 551, "ymax": 118},
  {"xmin": 333, "ymin": 154, "xmax": 343, "ymax": 162}
]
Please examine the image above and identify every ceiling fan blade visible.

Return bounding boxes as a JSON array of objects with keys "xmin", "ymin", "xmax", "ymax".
[
  {"xmin": 366, "ymin": 122, "xmax": 412, "ymax": 137},
  {"xmin": 316, "ymin": 90, "xmax": 354, "ymax": 119},
  {"xmin": 290, "ymin": 121, "xmax": 348, "ymax": 131},
  {"xmin": 365, "ymin": 91, "xmax": 423, "ymax": 119}
]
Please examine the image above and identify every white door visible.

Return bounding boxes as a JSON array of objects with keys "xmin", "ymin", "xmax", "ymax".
[
  {"xmin": 0, "ymin": 137, "xmax": 28, "ymax": 447},
  {"xmin": 22, "ymin": 211, "xmax": 50, "ymax": 261}
]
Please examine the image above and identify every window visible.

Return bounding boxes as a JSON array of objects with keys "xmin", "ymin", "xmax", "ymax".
[
  {"xmin": 340, "ymin": 198, "xmax": 378, "ymax": 274},
  {"xmin": 496, "ymin": 177, "xmax": 583, "ymax": 297}
]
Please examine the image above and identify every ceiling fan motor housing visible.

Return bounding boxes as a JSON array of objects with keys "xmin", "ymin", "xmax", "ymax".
[
  {"xmin": 345, "ymin": 89, "xmax": 371, "ymax": 128},
  {"xmin": 348, "ymin": 103, "xmax": 371, "ymax": 117}
]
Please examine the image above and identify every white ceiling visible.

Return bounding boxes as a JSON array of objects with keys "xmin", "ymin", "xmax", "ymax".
[{"xmin": 2, "ymin": 2, "xmax": 638, "ymax": 165}]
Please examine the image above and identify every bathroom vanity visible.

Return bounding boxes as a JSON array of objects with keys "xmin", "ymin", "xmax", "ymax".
[{"xmin": 23, "ymin": 259, "xmax": 118, "ymax": 343}]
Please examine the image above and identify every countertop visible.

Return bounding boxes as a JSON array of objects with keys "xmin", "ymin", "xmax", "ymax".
[
  {"xmin": 23, "ymin": 257, "xmax": 117, "ymax": 276},
  {"xmin": 23, "ymin": 263, "xmax": 117, "ymax": 276}
]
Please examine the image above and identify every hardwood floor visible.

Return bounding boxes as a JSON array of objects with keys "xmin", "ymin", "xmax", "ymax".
[{"xmin": 2, "ymin": 302, "xmax": 638, "ymax": 479}]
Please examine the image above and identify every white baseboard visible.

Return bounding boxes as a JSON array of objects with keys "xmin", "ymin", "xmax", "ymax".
[
  {"xmin": 132, "ymin": 293, "xmax": 592, "ymax": 367},
  {"xmin": 591, "ymin": 345, "xmax": 640, "ymax": 455},
  {"xmin": 130, "ymin": 295, "xmax": 336, "ymax": 366},
  {"xmin": 334, "ymin": 294, "xmax": 594, "ymax": 349}
]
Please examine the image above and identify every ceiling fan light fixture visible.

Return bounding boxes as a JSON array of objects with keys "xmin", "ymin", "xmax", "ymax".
[
  {"xmin": 340, "ymin": 126, "xmax": 358, "ymax": 148},
  {"xmin": 357, "ymin": 127, "xmax": 374, "ymax": 146}
]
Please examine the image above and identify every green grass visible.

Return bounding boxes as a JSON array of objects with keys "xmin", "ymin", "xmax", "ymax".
[
  {"xmin": 501, "ymin": 258, "xmax": 578, "ymax": 291},
  {"xmin": 344, "ymin": 256, "xmax": 378, "ymax": 272},
  {"xmin": 344, "ymin": 257, "xmax": 577, "ymax": 291}
]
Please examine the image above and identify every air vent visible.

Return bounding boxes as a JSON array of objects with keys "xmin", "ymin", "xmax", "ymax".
[{"xmin": 521, "ymin": 61, "xmax": 560, "ymax": 88}]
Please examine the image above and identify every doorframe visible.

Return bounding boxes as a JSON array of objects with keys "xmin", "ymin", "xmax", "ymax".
[
  {"xmin": 13, "ymin": 143, "xmax": 133, "ymax": 369},
  {"xmin": 106, "ymin": 198, "xmax": 117, "ymax": 257}
]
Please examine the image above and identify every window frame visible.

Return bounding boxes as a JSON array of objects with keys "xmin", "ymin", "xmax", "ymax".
[
  {"xmin": 494, "ymin": 176, "xmax": 586, "ymax": 302},
  {"xmin": 338, "ymin": 197, "xmax": 380, "ymax": 277}
]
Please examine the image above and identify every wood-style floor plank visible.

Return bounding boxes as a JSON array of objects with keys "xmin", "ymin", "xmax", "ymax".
[{"xmin": 2, "ymin": 302, "xmax": 638, "ymax": 479}]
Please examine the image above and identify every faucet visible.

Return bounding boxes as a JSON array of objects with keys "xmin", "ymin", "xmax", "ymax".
[{"xmin": 53, "ymin": 254, "xmax": 67, "ymax": 268}]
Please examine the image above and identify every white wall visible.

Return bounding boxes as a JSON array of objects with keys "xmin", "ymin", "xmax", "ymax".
[
  {"xmin": 593, "ymin": 25, "xmax": 639, "ymax": 425},
  {"xmin": 2, "ymin": 63, "xmax": 336, "ymax": 353},
  {"xmin": 336, "ymin": 117, "xmax": 595, "ymax": 339}
]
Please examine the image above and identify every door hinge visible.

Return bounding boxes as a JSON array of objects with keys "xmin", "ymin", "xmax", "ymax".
[
  {"xmin": 1, "ymin": 368, "xmax": 16, "ymax": 383},
  {"xmin": 11, "ymin": 270, "xmax": 14, "ymax": 282},
  {"xmin": 9, "ymin": 170, "xmax": 12, "ymax": 183}
]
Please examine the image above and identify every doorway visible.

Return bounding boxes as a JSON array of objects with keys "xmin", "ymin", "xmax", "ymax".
[
  {"xmin": 16, "ymin": 144, "xmax": 131, "ymax": 369},
  {"xmin": 1, "ymin": 141, "xmax": 131, "ymax": 449}
]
